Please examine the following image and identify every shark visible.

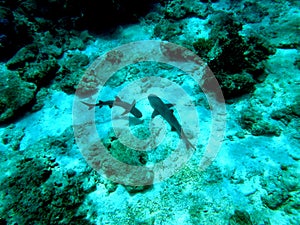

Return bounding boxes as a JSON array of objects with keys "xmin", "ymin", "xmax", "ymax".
[
  {"xmin": 148, "ymin": 94, "xmax": 196, "ymax": 150},
  {"xmin": 81, "ymin": 97, "xmax": 143, "ymax": 118}
]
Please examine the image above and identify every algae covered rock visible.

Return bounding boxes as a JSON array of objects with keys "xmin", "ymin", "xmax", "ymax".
[
  {"xmin": 261, "ymin": 173, "xmax": 293, "ymax": 210},
  {"xmin": 22, "ymin": 58, "xmax": 60, "ymax": 85},
  {"xmin": 31, "ymin": 88, "xmax": 50, "ymax": 112},
  {"xmin": 64, "ymin": 53, "xmax": 90, "ymax": 71},
  {"xmin": 262, "ymin": 188, "xmax": 289, "ymax": 210},
  {"xmin": 6, "ymin": 44, "xmax": 38, "ymax": 70},
  {"xmin": 0, "ymin": 71, "xmax": 37, "ymax": 123},
  {"xmin": 104, "ymin": 136, "xmax": 148, "ymax": 167},
  {"xmin": 250, "ymin": 121, "xmax": 281, "ymax": 136},
  {"xmin": 240, "ymin": 110, "xmax": 281, "ymax": 136},
  {"xmin": 240, "ymin": 2, "xmax": 269, "ymax": 24},
  {"xmin": 0, "ymin": 155, "xmax": 94, "ymax": 224},
  {"xmin": 5, "ymin": 42, "xmax": 60, "ymax": 87},
  {"xmin": 54, "ymin": 53, "xmax": 90, "ymax": 94},
  {"xmin": 218, "ymin": 73, "xmax": 256, "ymax": 98},
  {"xmin": 123, "ymin": 184, "xmax": 152, "ymax": 194},
  {"xmin": 1, "ymin": 124, "xmax": 25, "ymax": 151},
  {"xmin": 154, "ymin": 19, "xmax": 184, "ymax": 41},
  {"xmin": 0, "ymin": 127, "xmax": 96, "ymax": 224},
  {"xmin": 271, "ymin": 108, "xmax": 293, "ymax": 124},
  {"xmin": 193, "ymin": 13, "xmax": 275, "ymax": 98},
  {"xmin": 164, "ymin": 0, "xmax": 208, "ymax": 20},
  {"xmin": 229, "ymin": 210, "xmax": 253, "ymax": 225}
]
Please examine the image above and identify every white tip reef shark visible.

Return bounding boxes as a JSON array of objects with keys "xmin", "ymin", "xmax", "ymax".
[
  {"xmin": 148, "ymin": 94, "xmax": 196, "ymax": 150},
  {"xmin": 81, "ymin": 97, "xmax": 143, "ymax": 118}
]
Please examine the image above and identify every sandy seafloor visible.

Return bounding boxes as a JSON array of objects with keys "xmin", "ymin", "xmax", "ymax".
[{"xmin": 0, "ymin": 1, "xmax": 299, "ymax": 224}]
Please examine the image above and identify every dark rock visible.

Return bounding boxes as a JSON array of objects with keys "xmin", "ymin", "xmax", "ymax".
[
  {"xmin": 31, "ymin": 88, "xmax": 49, "ymax": 112},
  {"xmin": 0, "ymin": 6, "xmax": 16, "ymax": 60},
  {"xmin": 64, "ymin": 53, "xmax": 89, "ymax": 72},
  {"xmin": 0, "ymin": 126, "xmax": 95, "ymax": 224},
  {"xmin": 0, "ymin": 218, "xmax": 7, "ymax": 225},
  {"xmin": 6, "ymin": 44, "xmax": 38, "ymax": 70},
  {"xmin": 193, "ymin": 13, "xmax": 275, "ymax": 98},
  {"xmin": 240, "ymin": 2, "xmax": 269, "ymax": 24},
  {"xmin": 164, "ymin": 0, "xmax": 208, "ymax": 19},
  {"xmin": 53, "ymin": 53, "xmax": 90, "ymax": 94},
  {"xmin": 1, "ymin": 124, "xmax": 25, "ymax": 150},
  {"xmin": 240, "ymin": 110, "xmax": 281, "ymax": 136},
  {"xmin": 229, "ymin": 210, "xmax": 253, "ymax": 225},
  {"xmin": 67, "ymin": 37, "xmax": 85, "ymax": 51},
  {"xmin": 251, "ymin": 121, "xmax": 281, "ymax": 136},
  {"xmin": 271, "ymin": 108, "xmax": 292, "ymax": 124},
  {"xmin": 66, "ymin": 169, "xmax": 76, "ymax": 178},
  {"xmin": 54, "ymin": 70, "xmax": 83, "ymax": 94},
  {"xmin": 154, "ymin": 19, "xmax": 183, "ymax": 41},
  {"xmin": 193, "ymin": 38, "xmax": 214, "ymax": 62},
  {"xmin": 165, "ymin": 0, "xmax": 188, "ymax": 19},
  {"xmin": 0, "ymin": 3, "xmax": 33, "ymax": 61},
  {"xmin": 123, "ymin": 184, "xmax": 152, "ymax": 194},
  {"xmin": 262, "ymin": 189, "xmax": 289, "ymax": 210},
  {"xmin": 33, "ymin": 0, "xmax": 159, "ymax": 31},
  {"xmin": 217, "ymin": 73, "xmax": 256, "ymax": 98},
  {"xmin": 235, "ymin": 131, "xmax": 245, "ymax": 139},
  {"xmin": 0, "ymin": 71, "xmax": 37, "ymax": 123},
  {"xmin": 291, "ymin": 103, "xmax": 300, "ymax": 117},
  {"xmin": 200, "ymin": 0, "xmax": 219, "ymax": 2},
  {"xmin": 22, "ymin": 58, "xmax": 60, "ymax": 86},
  {"xmin": 0, "ymin": 154, "xmax": 93, "ymax": 224},
  {"xmin": 144, "ymin": 12, "xmax": 163, "ymax": 24}
]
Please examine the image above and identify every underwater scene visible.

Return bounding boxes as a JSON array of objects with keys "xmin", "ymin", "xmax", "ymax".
[{"xmin": 0, "ymin": 0, "xmax": 299, "ymax": 224}]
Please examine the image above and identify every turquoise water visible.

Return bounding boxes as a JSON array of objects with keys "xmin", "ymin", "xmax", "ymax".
[{"xmin": 0, "ymin": 0, "xmax": 299, "ymax": 224}]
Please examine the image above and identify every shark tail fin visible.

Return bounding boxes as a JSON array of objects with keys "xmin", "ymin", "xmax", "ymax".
[
  {"xmin": 81, "ymin": 101, "xmax": 95, "ymax": 110},
  {"xmin": 184, "ymin": 138, "xmax": 196, "ymax": 150},
  {"xmin": 181, "ymin": 129, "xmax": 196, "ymax": 150}
]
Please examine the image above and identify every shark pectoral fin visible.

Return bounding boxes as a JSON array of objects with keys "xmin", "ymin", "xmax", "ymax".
[
  {"xmin": 131, "ymin": 100, "xmax": 136, "ymax": 108},
  {"xmin": 121, "ymin": 100, "xmax": 135, "ymax": 116},
  {"xmin": 121, "ymin": 110, "xmax": 129, "ymax": 116},
  {"xmin": 97, "ymin": 101, "xmax": 105, "ymax": 108},
  {"xmin": 151, "ymin": 110, "xmax": 160, "ymax": 118}
]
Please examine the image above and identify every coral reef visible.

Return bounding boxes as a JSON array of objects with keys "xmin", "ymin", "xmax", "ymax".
[
  {"xmin": 0, "ymin": 0, "xmax": 299, "ymax": 224},
  {"xmin": 0, "ymin": 70, "xmax": 36, "ymax": 123},
  {"xmin": 0, "ymin": 127, "xmax": 95, "ymax": 224}
]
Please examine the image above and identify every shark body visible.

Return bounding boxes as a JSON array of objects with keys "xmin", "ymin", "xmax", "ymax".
[
  {"xmin": 81, "ymin": 97, "xmax": 142, "ymax": 118},
  {"xmin": 148, "ymin": 94, "xmax": 196, "ymax": 150}
]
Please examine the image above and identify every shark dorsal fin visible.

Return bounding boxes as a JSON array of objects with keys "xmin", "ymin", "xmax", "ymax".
[{"xmin": 166, "ymin": 103, "xmax": 175, "ymax": 109}]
